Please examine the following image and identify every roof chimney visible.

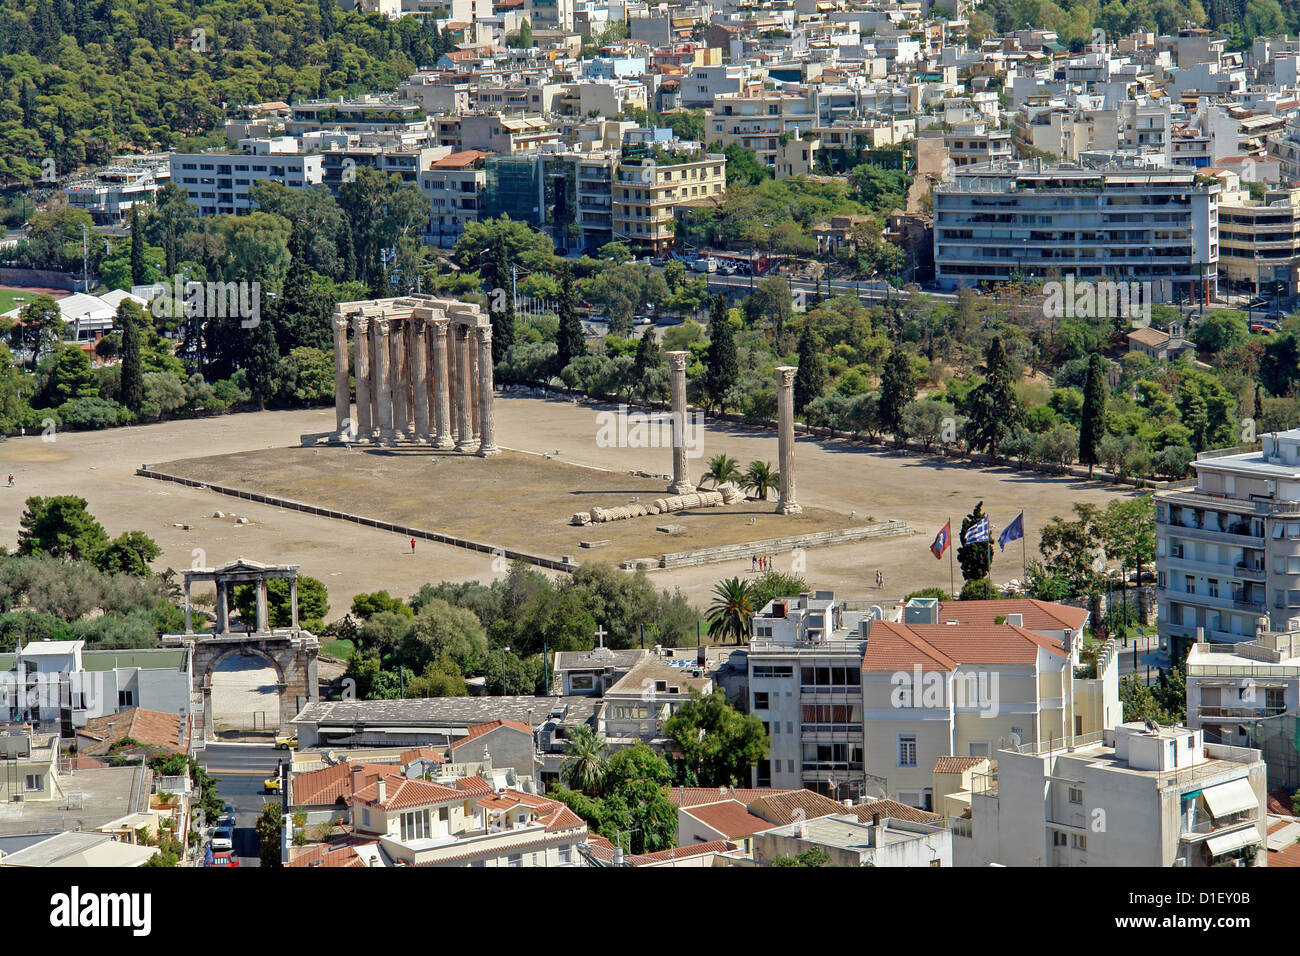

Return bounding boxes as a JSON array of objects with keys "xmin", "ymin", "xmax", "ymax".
[
  {"xmin": 376, "ymin": 777, "xmax": 386, "ymax": 803},
  {"xmin": 351, "ymin": 765, "xmax": 364, "ymax": 796}
]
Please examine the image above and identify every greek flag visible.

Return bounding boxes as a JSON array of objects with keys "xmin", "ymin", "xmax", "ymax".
[{"xmin": 964, "ymin": 517, "xmax": 990, "ymax": 545}]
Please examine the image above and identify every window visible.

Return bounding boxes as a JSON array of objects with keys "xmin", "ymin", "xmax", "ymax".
[
  {"xmin": 400, "ymin": 810, "xmax": 429, "ymax": 841},
  {"xmin": 118, "ymin": 690, "xmax": 135, "ymax": 707},
  {"xmin": 24, "ymin": 774, "xmax": 42, "ymax": 791},
  {"xmin": 1208, "ymin": 579, "xmax": 1218, "ymax": 598},
  {"xmin": 753, "ymin": 692, "xmax": 770, "ymax": 710},
  {"xmin": 507, "ymin": 854, "xmax": 522, "ymax": 868},
  {"xmin": 968, "ymin": 742, "xmax": 989, "ymax": 757},
  {"xmin": 1052, "ymin": 830, "xmax": 1068, "ymax": 847},
  {"xmin": 558, "ymin": 846, "xmax": 571, "ymax": 865},
  {"xmin": 1071, "ymin": 834, "xmax": 1087, "ymax": 850},
  {"xmin": 898, "ymin": 735, "xmax": 917, "ymax": 767},
  {"xmin": 1069, "ymin": 787, "xmax": 1083, "ymax": 804},
  {"xmin": 570, "ymin": 674, "xmax": 594, "ymax": 690}
]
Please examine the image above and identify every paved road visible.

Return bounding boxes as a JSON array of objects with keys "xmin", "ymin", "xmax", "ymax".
[
  {"xmin": 1116, "ymin": 633, "xmax": 1166, "ymax": 686},
  {"xmin": 200, "ymin": 742, "xmax": 286, "ymax": 867}
]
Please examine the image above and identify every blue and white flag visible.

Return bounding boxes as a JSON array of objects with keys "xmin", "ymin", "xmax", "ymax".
[
  {"xmin": 964, "ymin": 517, "xmax": 990, "ymax": 545},
  {"xmin": 999, "ymin": 512, "xmax": 1025, "ymax": 552}
]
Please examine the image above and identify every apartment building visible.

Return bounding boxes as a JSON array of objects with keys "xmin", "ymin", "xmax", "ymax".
[
  {"xmin": 169, "ymin": 140, "xmax": 324, "ymax": 216},
  {"xmin": 952, "ymin": 724, "xmax": 1267, "ymax": 867},
  {"xmin": 612, "ymin": 142, "xmax": 726, "ymax": 254},
  {"xmin": 1218, "ymin": 185, "xmax": 1300, "ymax": 295},
  {"xmin": 528, "ymin": 0, "xmax": 574, "ymax": 33},
  {"xmin": 1155, "ymin": 429, "xmax": 1300, "ymax": 660},
  {"xmin": 747, "ymin": 592, "xmax": 870, "ymax": 798},
  {"xmin": 595, "ymin": 653, "xmax": 711, "ymax": 749},
  {"xmin": 944, "ymin": 122, "xmax": 1012, "ymax": 168},
  {"xmin": 63, "ymin": 154, "xmax": 171, "ymax": 226},
  {"xmin": 933, "ymin": 161, "xmax": 1219, "ymax": 304},
  {"xmin": 680, "ymin": 64, "xmax": 752, "ymax": 109},
  {"xmin": 419, "ymin": 149, "xmax": 489, "ymax": 248},
  {"xmin": 706, "ymin": 90, "xmax": 817, "ymax": 168},
  {"xmin": 285, "ymin": 94, "xmax": 430, "ymax": 139}
]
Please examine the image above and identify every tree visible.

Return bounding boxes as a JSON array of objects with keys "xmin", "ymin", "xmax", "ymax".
[
  {"xmin": 744, "ymin": 277, "xmax": 792, "ymax": 339},
  {"xmin": 878, "ymin": 348, "xmax": 915, "ymax": 442},
  {"xmin": 959, "ymin": 578, "xmax": 998, "ymax": 600},
  {"xmin": 129, "ymin": 205, "xmax": 147, "ymax": 286},
  {"xmin": 95, "ymin": 531, "xmax": 162, "ymax": 577},
  {"xmin": 901, "ymin": 399, "xmax": 954, "ymax": 451},
  {"xmin": 793, "ymin": 324, "xmax": 827, "ymax": 414},
  {"xmin": 630, "ymin": 325, "xmax": 664, "ymax": 401},
  {"xmin": 702, "ymin": 295, "xmax": 738, "ymax": 412},
  {"xmin": 1039, "ymin": 503, "xmax": 1103, "ymax": 598},
  {"xmin": 17, "ymin": 495, "xmax": 109, "ymax": 562},
  {"xmin": 233, "ymin": 576, "xmax": 329, "ymax": 632},
  {"xmin": 1078, "ymin": 352, "xmax": 1107, "ymax": 476},
  {"xmin": 398, "ymin": 598, "xmax": 488, "ymax": 675},
  {"xmin": 555, "ymin": 265, "xmax": 586, "ymax": 373},
  {"xmin": 8, "ymin": 295, "xmax": 64, "ymax": 371},
  {"xmin": 957, "ymin": 501, "xmax": 994, "ymax": 583},
  {"xmin": 701, "ymin": 453, "xmax": 741, "ymax": 488},
  {"xmin": 964, "ymin": 336, "xmax": 1021, "ymax": 455},
  {"xmin": 350, "ymin": 590, "xmax": 412, "ymax": 620},
  {"xmin": 662, "ymin": 690, "xmax": 770, "ymax": 786},
  {"xmin": 742, "ymin": 460, "xmax": 779, "ymax": 501},
  {"xmin": 255, "ymin": 801, "xmax": 283, "ymax": 868},
  {"xmin": 244, "ymin": 314, "xmax": 281, "ymax": 409},
  {"xmin": 706, "ymin": 577, "xmax": 754, "ymax": 644},
  {"xmin": 118, "ymin": 301, "xmax": 144, "ymax": 414},
  {"xmin": 773, "ymin": 846, "xmax": 832, "ymax": 867},
  {"xmin": 562, "ymin": 724, "xmax": 608, "ymax": 793},
  {"xmin": 1098, "ymin": 496, "xmax": 1156, "ymax": 587}
]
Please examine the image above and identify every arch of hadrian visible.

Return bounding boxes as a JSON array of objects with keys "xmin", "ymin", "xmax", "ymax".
[{"xmin": 331, "ymin": 294, "xmax": 499, "ymax": 456}]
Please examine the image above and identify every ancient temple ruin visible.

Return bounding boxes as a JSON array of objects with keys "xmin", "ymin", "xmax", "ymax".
[{"xmin": 331, "ymin": 294, "xmax": 499, "ymax": 455}]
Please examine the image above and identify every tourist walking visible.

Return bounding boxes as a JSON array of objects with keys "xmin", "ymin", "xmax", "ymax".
[{"xmin": 410, "ymin": 537, "xmax": 416, "ymax": 554}]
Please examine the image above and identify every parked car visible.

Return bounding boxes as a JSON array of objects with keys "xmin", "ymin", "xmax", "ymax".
[
  {"xmin": 275, "ymin": 733, "xmax": 297, "ymax": 750},
  {"xmin": 264, "ymin": 774, "xmax": 282, "ymax": 794},
  {"xmin": 690, "ymin": 257, "xmax": 717, "ymax": 273},
  {"xmin": 208, "ymin": 850, "xmax": 240, "ymax": 867},
  {"xmin": 210, "ymin": 827, "xmax": 234, "ymax": 851}
]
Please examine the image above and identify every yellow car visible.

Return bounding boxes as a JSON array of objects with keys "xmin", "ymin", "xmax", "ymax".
[
  {"xmin": 274, "ymin": 734, "xmax": 297, "ymax": 750},
  {"xmin": 264, "ymin": 775, "xmax": 282, "ymax": 793}
]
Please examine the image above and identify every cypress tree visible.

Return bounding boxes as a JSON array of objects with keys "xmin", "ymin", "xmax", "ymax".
[
  {"xmin": 244, "ymin": 315, "xmax": 281, "ymax": 410},
  {"xmin": 965, "ymin": 335, "xmax": 1021, "ymax": 455},
  {"xmin": 1079, "ymin": 352, "xmax": 1107, "ymax": 477},
  {"xmin": 793, "ymin": 324, "xmax": 827, "ymax": 414},
  {"xmin": 119, "ymin": 301, "xmax": 144, "ymax": 414},
  {"xmin": 879, "ymin": 348, "xmax": 915, "ymax": 442},
  {"xmin": 129, "ymin": 205, "xmax": 146, "ymax": 286},
  {"xmin": 555, "ymin": 265, "xmax": 585, "ymax": 373},
  {"xmin": 702, "ymin": 295, "xmax": 738, "ymax": 412}
]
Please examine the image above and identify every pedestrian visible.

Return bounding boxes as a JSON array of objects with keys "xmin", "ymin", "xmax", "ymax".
[
  {"xmin": 6, "ymin": 473, "xmax": 12, "ymax": 488},
  {"xmin": 410, "ymin": 537, "xmax": 417, "ymax": 554},
  {"xmin": 876, "ymin": 569, "xmax": 883, "ymax": 589},
  {"xmin": 751, "ymin": 555, "xmax": 756, "ymax": 572}
]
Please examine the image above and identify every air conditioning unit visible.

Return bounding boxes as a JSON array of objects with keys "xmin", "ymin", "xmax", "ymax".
[{"xmin": 1171, "ymin": 544, "xmax": 1184, "ymax": 558}]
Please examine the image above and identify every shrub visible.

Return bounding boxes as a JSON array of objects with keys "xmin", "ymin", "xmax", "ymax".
[{"xmin": 56, "ymin": 397, "xmax": 128, "ymax": 430}]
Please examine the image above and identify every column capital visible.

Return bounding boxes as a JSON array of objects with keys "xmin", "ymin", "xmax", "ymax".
[
  {"xmin": 353, "ymin": 315, "xmax": 370, "ymax": 333},
  {"xmin": 333, "ymin": 316, "xmax": 349, "ymax": 331},
  {"xmin": 775, "ymin": 365, "xmax": 798, "ymax": 387},
  {"xmin": 475, "ymin": 324, "xmax": 492, "ymax": 344},
  {"xmin": 667, "ymin": 350, "xmax": 691, "ymax": 372},
  {"xmin": 430, "ymin": 317, "xmax": 450, "ymax": 336}
]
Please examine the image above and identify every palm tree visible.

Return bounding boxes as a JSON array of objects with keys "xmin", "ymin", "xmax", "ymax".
[
  {"xmin": 561, "ymin": 725, "xmax": 608, "ymax": 794},
  {"xmin": 701, "ymin": 453, "xmax": 740, "ymax": 489},
  {"xmin": 742, "ymin": 460, "xmax": 780, "ymax": 500},
  {"xmin": 707, "ymin": 577, "xmax": 755, "ymax": 645}
]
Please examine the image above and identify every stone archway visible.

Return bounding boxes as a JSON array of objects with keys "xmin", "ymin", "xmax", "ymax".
[{"xmin": 204, "ymin": 645, "xmax": 288, "ymax": 737}]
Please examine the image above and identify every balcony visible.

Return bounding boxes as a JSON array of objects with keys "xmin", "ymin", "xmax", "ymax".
[
  {"xmin": 1197, "ymin": 705, "xmax": 1287, "ymax": 720},
  {"xmin": 1235, "ymin": 562, "xmax": 1266, "ymax": 582}
]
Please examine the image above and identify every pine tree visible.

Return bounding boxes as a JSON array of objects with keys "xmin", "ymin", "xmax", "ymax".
[
  {"xmin": 702, "ymin": 295, "xmax": 738, "ymax": 412},
  {"xmin": 632, "ymin": 324, "xmax": 661, "ymax": 393},
  {"xmin": 957, "ymin": 501, "xmax": 994, "ymax": 582},
  {"xmin": 793, "ymin": 324, "xmax": 827, "ymax": 415},
  {"xmin": 879, "ymin": 348, "xmax": 915, "ymax": 442},
  {"xmin": 119, "ymin": 301, "xmax": 144, "ymax": 414},
  {"xmin": 275, "ymin": 222, "xmax": 332, "ymax": 353},
  {"xmin": 1079, "ymin": 352, "xmax": 1107, "ymax": 477},
  {"xmin": 965, "ymin": 335, "xmax": 1021, "ymax": 455},
  {"xmin": 555, "ymin": 265, "xmax": 585, "ymax": 373},
  {"xmin": 244, "ymin": 316, "xmax": 281, "ymax": 410},
  {"xmin": 129, "ymin": 205, "xmax": 147, "ymax": 286}
]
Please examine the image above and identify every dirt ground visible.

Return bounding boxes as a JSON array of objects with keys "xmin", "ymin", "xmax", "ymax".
[
  {"xmin": 151, "ymin": 445, "xmax": 855, "ymax": 566},
  {"xmin": 0, "ymin": 397, "xmax": 1141, "ymax": 617}
]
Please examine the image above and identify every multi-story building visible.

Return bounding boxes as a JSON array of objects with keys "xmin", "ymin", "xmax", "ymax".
[
  {"xmin": 612, "ymin": 139, "xmax": 726, "ymax": 254},
  {"xmin": 933, "ymin": 161, "xmax": 1219, "ymax": 303},
  {"xmin": 419, "ymin": 149, "xmax": 489, "ymax": 248},
  {"xmin": 944, "ymin": 122, "xmax": 1012, "ymax": 168},
  {"xmin": 285, "ymin": 94, "xmax": 430, "ymax": 140},
  {"xmin": 706, "ymin": 90, "xmax": 817, "ymax": 168},
  {"xmin": 1154, "ymin": 429, "xmax": 1300, "ymax": 660},
  {"xmin": 169, "ymin": 140, "xmax": 324, "ymax": 216},
  {"xmin": 1217, "ymin": 185, "xmax": 1300, "ymax": 295},
  {"xmin": 63, "ymin": 155, "xmax": 171, "ymax": 226},
  {"xmin": 595, "ymin": 652, "xmax": 712, "ymax": 750},
  {"xmin": 951, "ymin": 723, "xmax": 1267, "ymax": 867},
  {"xmin": 527, "ymin": 0, "xmax": 574, "ymax": 33}
]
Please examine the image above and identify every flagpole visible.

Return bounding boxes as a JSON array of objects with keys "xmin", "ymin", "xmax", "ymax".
[
  {"xmin": 1021, "ymin": 511, "xmax": 1027, "ymax": 585},
  {"xmin": 949, "ymin": 516, "xmax": 956, "ymax": 599}
]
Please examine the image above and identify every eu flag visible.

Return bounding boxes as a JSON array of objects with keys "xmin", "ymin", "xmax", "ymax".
[{"xmin": 998, "ymin": 512, "xmax": 1025, "ymax": 551}]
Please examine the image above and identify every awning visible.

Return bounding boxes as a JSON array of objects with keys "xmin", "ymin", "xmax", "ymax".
[
  {"xmin": 1205, "ymin": 828, "xmax": 1260, "ymax": 857},
  {"xmin": 1201, "ymin": 778, "xmax": 1258, "ymax": 819}
]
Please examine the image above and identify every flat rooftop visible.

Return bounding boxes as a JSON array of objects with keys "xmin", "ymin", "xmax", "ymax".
[{"xmin": 0, "ymin": 765, "xmax": 152, "ymax": 838}]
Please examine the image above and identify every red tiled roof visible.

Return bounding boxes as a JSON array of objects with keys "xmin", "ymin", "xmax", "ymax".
[
  {"xmin": 448, "ymin": 719, "xmax": 532, "ymax": 751},
  {"xmin": 432, "ymin": 149, "xmax": 490, "ymax": 169},
  {"xmin": 1269, "ymin": 840, "xmax": 1300, "ymax": 867},
  {"xmin": 291, "ymin": 762, "xmax": 391, "ymax": 807},
  {"xmin": 666, "ymin": 786, "xmax": 793, "ymax": 808},
  {"xmin": 933, "ymin": 756, "xmax": 989, "ymax": 775},
  {"xmin": 863, "ymin": 620, "xmax": 1065, "ymax": 671},
  {"xmin": 748, "ymin": 790, "xmax": 846, "ymax": 826},
  {"xmin": 631, "ymin": 840, "xmax": 740, "ymax": 865},
  {"xmin": 287, "ymin": 837, "xmax": 379, "ymax": 868},
  {"xmin": 399, "ymin": 747, "xmax": 446, "ymax": 765},
  {"xmin": 936, "ymin": 599, "xmax": 1088, "ymax": 632},
  {"xmin": 352, "ymin": 774, "xmax": 465, "ymax": 811},
  {"xmin": 681, "ymin": 800, "xmax": 773, "ymax": 839},
  {"xmin": 842, "ymin": 799, "xmax": 944, "ymax": 825},
  {"xmin": 453, "ymin": 775, "xmax": 493, "ymax": 796},
  {"xmin": 80, "ymin": 708, "xmax": 189, "ymax": 755}
]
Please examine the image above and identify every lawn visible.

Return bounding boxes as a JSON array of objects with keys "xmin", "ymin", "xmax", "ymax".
[{"xmin": 0, "ymin": 288, "xmax": 27, "ymax": 314}]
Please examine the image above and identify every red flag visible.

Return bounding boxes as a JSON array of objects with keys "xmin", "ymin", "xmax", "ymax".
[{"xmin": 930, "ymin": 520, "xmax": 951, "ymax": 560}]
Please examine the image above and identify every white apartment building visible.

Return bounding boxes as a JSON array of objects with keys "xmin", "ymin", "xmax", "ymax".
[
  {"xmin": 680, "ymin": 64, "xmax": 752, "ymax": 109},
  {"xmin": 1155, "ymin": 430, "xmax": 1300, "ymax": 660},
  {"xmin": 933, "ymin": 161, "xmax": 1219, "ymax": 304},
  {"xmin": 418, "ymin": 149, "xmax": 489, "ymax": 248},
  {"xmin": 944, "ymin": 122, "xmax": 1012, "ymax": 168},
  {"xmin": 527, "ymin": 0, "xmax": 574, "ymax": 32},
  {"xmin": 169, "ymin": 140, "xmax": 324, "ymax": 216},
  {"xmin": 63, "ymin": 155, "xmax": 171, "ymax": 226},
  {"xmin": 953, "ymin": 724, "xmax": 1267, "ymax": 867},
  {"xmin": 706, "ymin": 90, "xmax": 817, "ymax": 168}
]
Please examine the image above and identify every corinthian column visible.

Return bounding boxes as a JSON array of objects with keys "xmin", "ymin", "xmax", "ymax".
[
  {"xmin": 412, "ymin": 318, "xmax": 430, "ymax": 442},
  {"xmin": 370, "ymin": 319, "xmax": 384, "ymax": 441},
  {"xmin": 476, "ymin": 326, "xmax": 500, "ymax": 457},
  {"xmin": 430, "ymin": 319, "xmax": 454, "ymax": 449},
  {"xmin": 469, "ymin": 334, "xmax": 482, "ymax": 439},
  {"xmin": 390, "ymin": 321, "xmax": 407, "ymax": 441},
  {"xmin": 667, "ymin": 350, "xmax": 695, "ymax": 495},
  {"xmin": 775, "ymin": 365, "xmax": 802, "ymax": 515},
  {"xmin": 376, "ymin": 321, "xmax": 394, "ymax": 444},
  {"xmin": 455, "ymin": 326, "xmax": 477, "ymax": 451},
  {"xmin": 333, "ymin": 315, "xmax": 350, "ymax": 440},
  {"xmin": 354, "ymin": 317, "xmax": 372, "ymax": 441}
]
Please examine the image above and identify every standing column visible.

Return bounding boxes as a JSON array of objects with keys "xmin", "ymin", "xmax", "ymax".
[
  {"xmin": 289, "ymin": 577, "xmax": 299, "ymax": 630},
  {"xmin": 667, "ymin": 350, "xmax": 695, "ymax": 495},
  {"xmin": 476, "ymin": 326, "xmax": 500, "ymax": 457},
  {"xmin": 184, "ymin": 578, "xmax": 193, "ymax": 633},
  {"xmin": 412, "ymin": 319, "xmax": 430, "ymax": 441},
  {"xmin": 354, "ymin": 317, "xmax": 372, "ymax": 441},
  {"xmin": 255, "ymin": 579, "xmax": 269, "ymax": 632},
  {"xmin": 390, "ymin": 321, "xmax": 408, "ymax": 441},
  {"xmin": 332, "ymin": 315, "xmax": 350, "ymax": 440},
  {"xmin": 469, "ymin": 332, "xmax": 482, "ymax": 439},
  {"xmin": 376, "ymin": 321, "xmax": 394, "ymax": 443},
  {"xmin": 430, "ymin": 320, "xmax": 455, "ymax": 449},
  {"xmin": 455, "ymin": 326, "xmax": 476, "ymax": 451},
  {"xmin": 445, "ymin": 327, "xmax": 459, "ymax": 442},
  {"xmin": 215, "ymin": 582, "xmax": 228, "ymax": 634},
  {"xmin": 775, "ymin": 365, "xmax": 803, "ymax": 515}
]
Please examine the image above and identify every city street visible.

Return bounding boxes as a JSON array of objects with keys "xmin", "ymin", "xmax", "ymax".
[{"xmin": 200, "ymin": 742, "xmax": 286, "ymax": 867}]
